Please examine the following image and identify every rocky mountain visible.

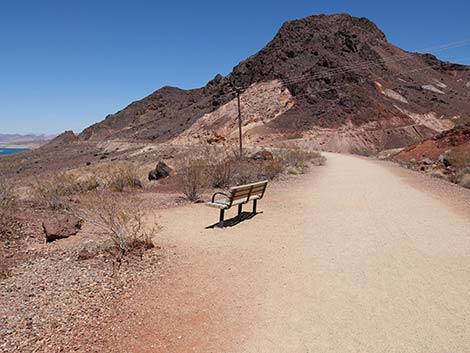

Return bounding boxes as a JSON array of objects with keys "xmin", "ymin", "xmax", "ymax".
[
  {"xmin": 79, "ymin": 13, "xmax": 470, "ymax": 153},
  {"xmin": 2, "ymin": 13, "xmax": 470, "ymax": 178}
]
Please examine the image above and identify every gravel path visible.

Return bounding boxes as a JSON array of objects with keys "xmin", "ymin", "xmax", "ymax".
[{"xmin": 118, "ymin": 153, "xmax": 470, "ymax": 352}]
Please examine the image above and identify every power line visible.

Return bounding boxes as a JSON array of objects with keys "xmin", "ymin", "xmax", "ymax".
[
  {"xmin": 228, "ymin": 38, "xmax": 470, "ymax": 93},
  {"xmin": 279, "ymin": 39, "xmax": 470, "ymax": 86},
  {"xmin": 282, "ymin": 55, "xmax": 470, "ymax": 99}
]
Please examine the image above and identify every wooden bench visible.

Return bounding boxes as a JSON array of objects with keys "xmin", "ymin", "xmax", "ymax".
[{"xmin": 206, "ymin": 180, "xmax": 268, "ymax": 228}]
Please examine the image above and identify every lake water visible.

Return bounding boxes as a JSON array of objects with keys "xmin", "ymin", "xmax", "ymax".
[{"xmin": 0, "ymin": 148, "xmax": 30, "ymax": 155}]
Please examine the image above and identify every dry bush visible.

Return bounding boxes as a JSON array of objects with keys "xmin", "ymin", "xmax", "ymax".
[
  {"xmin": 31, "ymin": 163, "xmax": 144, "ymax": 209},
  {"xmin": 458, "ymin": 174, "xmax": 470, "ymax": 189},
  {"xmin": 73, "ymin": 192, "xmax": 158, "ymax": 266},
  {"xmin": 177, "ymin": 157, "xmax": 207, "ymax": 201},
  {"xmin": 351, "ymin": 146, "xmax": 374, "ymax": 157},
  {"xmin": 274, "ymin": 147, "xmax": 326, "ymax": 173},
  {"xmin": 446, "ymin": 150, "xmax": 470, "ymax": 168},
  {"xmin": 175, "ymin": 145, "xmax": 326, "ymax": 199},
  {"xmin": 428, "ymin": 169, "xmax": 449, "ymax": 181},
  {"xmin": 105, "ymin": 164, "xmax": 143, "ymax": 192},
  {"xmin": 32, "ymin": 172, "xmax": 101, "ymax": 210},
  {"xmin": 445, "ymin": 151, "xmax": 470, "ymax": 189},
  {"xmin": 206, "ymin": 152, "xmax": 234, "ymax": 188},
  {"xmin": 0, "ymin": 179, "xmax": 15, "ymax": 234},
  {"xmin": 454, "ymin": 167, "xmax": 470, "ymax": 189}
]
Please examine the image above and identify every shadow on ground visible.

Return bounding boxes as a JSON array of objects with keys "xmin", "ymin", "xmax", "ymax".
[{"xmin": 206, "ymin": 212, "xmax": 263, "ymax": 229}]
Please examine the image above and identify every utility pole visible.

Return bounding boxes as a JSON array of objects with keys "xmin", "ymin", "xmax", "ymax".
[{"xmin": 235, "ymin": 87, "xmax": 244, "ymax": 159}]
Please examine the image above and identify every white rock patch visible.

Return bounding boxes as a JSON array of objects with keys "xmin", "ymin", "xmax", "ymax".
[
  {"xmin": 466, "ymin": 81, "xmax": 470, "ymax": 88},
  {"xmin": 422, "ymin": 84, "xmax": 445, "ymax": 94},
  {"xmin": 383, "ymin": 88, "xmax": 408, "ymax": 104},
  {"xmin": 433, "ymin": 79, "xmax": 447, "ymax": 89},
  {"xmin": 394, "ymin": 105, "xmax": 454, "ymax": 132},
  {"xmin": 375, "ymin": 82, "xmax": 408, "ymax": 103}
]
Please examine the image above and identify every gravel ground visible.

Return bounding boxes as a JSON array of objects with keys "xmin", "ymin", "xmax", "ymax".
[{"xmin": 0, "ymin": 244, "xmax": 163, "ymax": 353}]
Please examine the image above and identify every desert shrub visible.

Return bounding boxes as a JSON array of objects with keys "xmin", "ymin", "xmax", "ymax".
[
  {"xmin": 32, "ymin": 172, "xmax": 102, "ymax": 210},
  {"xmin": 255, "ymin": 158, "xmax": 283, "ymax": 180},
  {"xmin": 454, "ymin": 166, "xmax": 470, "ymax": 189},
  {"xmin": 175, "ymin": 146, "xmax": 325, "ymax": 199},
  {"xmin": 201, "ymin": 148, "xmax": 235, "ymax": 188},
  {"xmin": 76, "ymin": 174, "xmax": 100, "ymax": 192},
  {"xmin": 33, "ymin": 174, "xmax": 71, "ymax": 210},
  {"xmin": 458, "ymin": 174, "xmax": 470, "ymax": 189},
  {"xmin": 446, "ymin": 150, "xmax": 470, "ymax": 168},
  {"xmin": 105, "ymin": 164, "xmax": 143, "ymax": 192},
  {"xmin": 231, "ymin": 163, "xmax": 259, "ymax": 185},
  {"xmin": 32, "ymin": 164, "xmax": 144, "ymax": 209},
  {"xmin": 177, "ymin": 157, "xmax": 207, "ymax": 201},
  {"xmin": 428, "ymin": 169, "xmax": 449, "ymax": 181},
  {"xmin": 274, "ymin": 147, "xmax": 326, "ymax": 174},
  {"xmin": 74, "ymin": 193, "xmax": 158, "ymax": 266},
  {"xmin": 351, "ymin": 146, "xmax": 374, "ymax": 157},
  {"xmin": 207, "ymin": 157, "xmax": 234, "ymax": 188},
  {"xmin": 0, "ymin": 179, "xmax": 15, "ymax": 234}
]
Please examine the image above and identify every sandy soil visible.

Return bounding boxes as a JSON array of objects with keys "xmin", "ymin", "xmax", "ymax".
[{"xmin": 110, "ymin": 153, "xmax": 470, "ymax": 352}]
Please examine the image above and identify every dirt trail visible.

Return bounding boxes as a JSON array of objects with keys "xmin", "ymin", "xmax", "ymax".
[{"xmin": 120, "ymin": 153, "xmax": 470, "ymax": 352}]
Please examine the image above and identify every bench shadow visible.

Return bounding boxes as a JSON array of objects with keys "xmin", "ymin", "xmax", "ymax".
[{"xmin": 206, "ymin": 211, "xmax": 263, "ymax": 229}]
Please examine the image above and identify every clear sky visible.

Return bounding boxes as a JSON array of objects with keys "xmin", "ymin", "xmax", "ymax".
[{"xmin": 1, "ymin": 0, "xmax": 469, "ymax": 135}]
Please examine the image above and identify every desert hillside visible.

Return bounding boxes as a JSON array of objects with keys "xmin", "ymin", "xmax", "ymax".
[
  {"xmin": 81, "ymin": 14, "xmax": 470, "ymax": 152},
  {"xmin": 2, "ymin": 13, "xmax": 470, "ymax": 178},
  {"xmin": 3, "ymin": 10, "xmax": 470, "ymax": 353}
]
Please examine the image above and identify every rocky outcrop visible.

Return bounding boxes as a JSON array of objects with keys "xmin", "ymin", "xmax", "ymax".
[{"xmin": 148, "ymin": 161, "xmax": 172, "ymax": 181}]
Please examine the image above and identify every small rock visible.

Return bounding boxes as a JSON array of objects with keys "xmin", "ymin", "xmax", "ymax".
[{"xmin": 42, "ymin": 215, "xmax": 82, "ymax": 243}]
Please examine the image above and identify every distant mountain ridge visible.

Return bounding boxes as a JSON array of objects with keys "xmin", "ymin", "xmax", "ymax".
[{"xmin": 0, "ymin": 133, "xmax": 55, "ymax": 148}]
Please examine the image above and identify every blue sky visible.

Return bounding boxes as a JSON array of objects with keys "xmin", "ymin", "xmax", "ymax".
[{"xmin": 1, "ymin": 0, "xmax": 469, "ymax": 134}]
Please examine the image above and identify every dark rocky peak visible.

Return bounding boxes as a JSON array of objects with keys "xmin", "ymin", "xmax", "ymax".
[{"xmin": 274, "ymin": 13, "xmax": 387, "ymax": 47}]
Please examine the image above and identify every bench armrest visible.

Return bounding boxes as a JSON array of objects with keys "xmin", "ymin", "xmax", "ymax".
[{"xmin": 211, "ymin": 192, "xmax": 229, "ymax": 203}]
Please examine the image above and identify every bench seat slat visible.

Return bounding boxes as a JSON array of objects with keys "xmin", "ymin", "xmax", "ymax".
[{"xmin": 206, "ymin": 201, "xmax": 230, "ymax": 209}]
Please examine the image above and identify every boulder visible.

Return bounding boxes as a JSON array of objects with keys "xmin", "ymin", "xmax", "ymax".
[
  {"xmin": 43, "ymin": 215, "xmax": 82, "ymax": 243},
  {"xmin": 250, "ymin": 150, "xmax": 274, "ymax": 161},
  {"xmin": 148, "ymin": 161, "xmax": 172, "ymax": 181}
]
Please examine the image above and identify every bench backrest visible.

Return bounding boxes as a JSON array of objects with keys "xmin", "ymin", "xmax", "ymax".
[{"xmin": 228, "ymin": 180, "xmax": 268, "ymax": 207}]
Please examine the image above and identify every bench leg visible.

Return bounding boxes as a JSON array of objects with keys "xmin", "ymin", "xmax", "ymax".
[
  {"xmin": 217, "ymin": 209, "xmax": 225, "ymax": 228},
  {"xmin": 238, "ymin": 204, "xmax": 243, "ymax": 220},
  {"xmin": 253, "ymin": 199, "xmax": 257, "ymax": 214}
]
